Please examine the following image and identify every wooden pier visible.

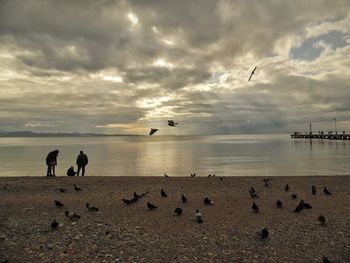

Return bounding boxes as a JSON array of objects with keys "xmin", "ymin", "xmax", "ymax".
[{"xmin": 290, "ymin": 132, "xmax": 350, "ymax": 140}]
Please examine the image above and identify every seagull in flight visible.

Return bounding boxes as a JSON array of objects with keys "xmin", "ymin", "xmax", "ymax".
[
  {"xmin": 168, "ymin": 120, "xmax": 178, "ymax": 127},
  {"xmin": 248, "ymin": 66, "xmax": 257, "ymax": 81},
  {"xmin": 149, "ymin": 128, "xmax": 159, "ymax": 136}
]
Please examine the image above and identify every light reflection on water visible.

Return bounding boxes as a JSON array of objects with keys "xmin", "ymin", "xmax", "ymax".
[{"xmin": 0, "ymin": 134, "xmax": 349, "ymax": 177}]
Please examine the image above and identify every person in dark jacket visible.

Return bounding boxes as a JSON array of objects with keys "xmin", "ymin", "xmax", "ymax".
[
  {"xmin": 46, "ymin": 149, "xmax": 59, "ymax": 176},
  {"xmin": 67, "ymin": 166, "xmax": 76, "ymax": 176},
  {"xmin": 76, "ymin": 150, "xmax": 88, "ymax": 176}
]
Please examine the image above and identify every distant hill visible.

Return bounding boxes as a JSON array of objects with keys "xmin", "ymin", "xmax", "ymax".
[{"xmin": 0, "ymin": 131, "xmax": 141, "ymax": 137}]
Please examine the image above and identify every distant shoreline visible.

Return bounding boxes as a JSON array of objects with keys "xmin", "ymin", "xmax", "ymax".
[{"xmin": 0, "ymin": 131, "xmax": 142, "ymax": 137}]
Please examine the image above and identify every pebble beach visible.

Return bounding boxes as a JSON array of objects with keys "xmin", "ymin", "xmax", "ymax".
[{"xmin": 0, "ymin": 176, "xmax": 349, "ymax": 263}]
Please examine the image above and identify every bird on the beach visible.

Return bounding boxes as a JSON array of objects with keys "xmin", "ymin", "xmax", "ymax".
[
  {"xmin": 55, "ymin": 200, "xmax": 64, "ymax": 207},
  {"xmin": 181, "ymin": 194, "xmax": 187, "ymax": 203},
  {"xmin": 276, "ymin": 200, "xmax": 283, "ymax": 208},
  {"xmin": 134, "ymin": 192, "xmax": 141, "ymax": 199},
  {"xmin": 212, "ymin": 174, "xmax": 216, "ymax": 177},
  {"xmin": 257, "ymin": 227, "xmax": 269, "ymax": 239},
  {"xmin": 220, "ymin": 177, "xmax": 223, "ymax": 181},
  {"xmin": 51, "ymin": 219, "xmax": 59, "ymax": 230},
  {"xmin": 262, "ymin": 178, "xmax": 270, "ymax": 187},
  {"xmin": 318, "ymin": 215, "xmax": 327, "ymax": 226},
  {"xmin": 160, "ymin": 189, "xmax": 168, "ymax": 197},
  {"xmin": 149, "ymin": 128, "xmax": 159, "ymax": 136},
  {"xmin": 190, "ymin": 173, "xmax": 196, "ymax": 177},
  {"xmin": 164, "ymin": 173, "xmax": 169, "ymax": 178},
  {"xmin": 324, "ymin": 187, "xmax": 332, "ymax": 195},
  {"xmin": 208, "ymin": 174, "xmax": 211, "ymax": 177},
  {"xmin": 86, "ymin": 203, "xmax": 99, "ymax": 212},
  {"xmin": 195, "ymin": 209, "xmax": 203, "ymax": 224},
  {"xmin": 322, "ymin": 256, "xmax": 334, "ymax": 263},
  {"xmin": 248, "ymin": 66, "xmax": 257, "ymax": 81},
  {"xmin": 285, "ymin": 184, "xmax": 289, "ymax": 192},
  {"xmin": 168, "ymin": 120, "xmax": 178, "ymax": 127},
  {"xmin": 58, "ymin": 188, "xmax": 67, "ymax": 193},
  {"xmin": 74, "ymin": 184, "xmax": 81, "ymax": 191},
  {"xmin": 174, "ymin": 207, "xmax": 183, "ymax": 216},
  {"xmin": 249, "ymin": 188, "xmax": 259, "ymax": 198},
  {"xmin": 312, "ymin": 185, "xmax": 316, "ymax": 195},
  {"xmin": 303, "ymin": 201, "xmax": 312, "ymax": 209},
  {"xmin": 252, "ymin": 202, "xmax": 259, "ymax": 213},
  {"xmin": 147, "ymin": 202, "xmax": 157, "ymax": 210},
  {"xmin": 122, "ymin": 198, "xmax": 133, "ymax": 205},
  {"xmin": 204, "ymin": 197, "xmax": 214, "ymax": 205},
  {"xmin": 294, "ymin": 200, "xmax": 308, "ymax": 213},
  {"xmin": 65, "ymin": 211, "xmax": 80, "ymax": 221},
  {"xmin": 291, "ymin": 193, "xmax": 297, "ymax": 200}
]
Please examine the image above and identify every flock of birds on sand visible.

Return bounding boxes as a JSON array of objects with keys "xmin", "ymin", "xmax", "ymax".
[
  {"xmin": 50, "ymin": 176, "xmax": 335, "ymax": 263},
  {"xmin": 149, "ymin": 66, "xmax": 258, "ymax": 136}
]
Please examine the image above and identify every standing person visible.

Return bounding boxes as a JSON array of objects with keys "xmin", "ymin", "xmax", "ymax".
[
  {"xmin": 46, "ymin": 149, "xmax": 59, "ymax": 177},
  {"xmin": 76, "ymin": 150, "xmax": 88, "ymax": 176}
]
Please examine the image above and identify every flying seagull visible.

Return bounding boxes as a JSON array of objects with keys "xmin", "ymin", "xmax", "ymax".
[
  {"xmin": 168, "ymin": 120, "xmax": 178, "ymax": 127},
  {"xmin": 149, "ymin": 128, "xmax": 159, "ymax": 136},
  {"xmin": 248, "ymin": 66, "xmax": 257, "ymax": 81}
]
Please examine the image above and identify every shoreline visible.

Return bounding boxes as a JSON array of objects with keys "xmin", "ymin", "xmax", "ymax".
[{"xmin": 1, "ymin": 176, "xmax": 349, "ymax": 262}]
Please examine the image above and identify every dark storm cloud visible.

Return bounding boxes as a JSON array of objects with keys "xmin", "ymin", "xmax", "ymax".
[{"xmin": 0, "ymin": 0, "xmax": 350, "ymax": 134}]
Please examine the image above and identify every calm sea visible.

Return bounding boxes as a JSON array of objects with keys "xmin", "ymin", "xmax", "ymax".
[{"xmin": 0, "ymin": 134, "xmax": 349, "ymax": 177}]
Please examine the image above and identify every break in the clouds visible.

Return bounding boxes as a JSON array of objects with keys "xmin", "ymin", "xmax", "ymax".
[{"xmin": 0, "ymin": 0, "xmax": 350, "ymax": 135}]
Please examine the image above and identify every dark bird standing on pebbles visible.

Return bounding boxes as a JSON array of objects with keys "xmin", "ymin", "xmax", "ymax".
[
  {"xmin": 323, "ymin": 256, "xmax": 334, "ymax": 263},
  {"xmin": 257, "ymin": 228, "xmax": 269, "ymax": 239},
  {"xmin": 181, "ymin": 194, "xmax": 187, "ymax": 203},
  {"xmin": 276, "ymin": 200, "xmax": 283, "ymax": 208},
  {"xmin": 249, "ymin": 188, "xmax": 259, "ymax": 198},
  {"xmin": 74, "ymin": 184, "xmax": 81, "ymax": 191},
  {"xmin": 195, "ymin": 209, "xmax": 203, "ymax": 223},
  {"xmin": 318, "ymin": 215, "xmax": 327, "ymax": 226},
  {"xmin": 65, "ymin": 211, "xmax": 80, "ymax": 221},
  {"xmin": 161, "ymin": 189, "xmax": 168, "ymax": 197},
  {"xmin": 204, "ymin": 197, "xmax": 214, "ymax": 205},
  {"xmin": 174, "ymin": 208, "xmax": 183, "ymax": 215},
  {"xmin": 51, "ymin": 219, "xmax": 59, "ymax": 230},
  {"xmin": 252, "ymin": 202, "xmax": 259, "ymax": 213},
  {"xmin": 294, "ymin": 200, "xmax": 311, "ymax": 213},
  {"xmin": 324, "ymin": 187, "xmax": 332, "ymax": 195},
  {"xmin": 55, "ymin": 200, "xmax": 64, "ymax": 207},
  {"xmin": 312, "ymin": 185, "xmax": 316, "ymax": 195},
  {"xmin": 285, "ymin": 184, "xmax": 289, "ymax": 192},
  {"xmin": 248, "ymin": 66, "xmax": 257, "ymax": 81},
  {"xmin": 134, "ymin": 192, "xmax": 141, "ymax": 199},
  {"xmin": 86, "ymin": 203, "xmax": 99, "ymax": 212},
  {"xmin": 58, "ymin": 188, "xmax": 66, "ymax": 193},
  {"xmin": 147, "ymin": 202, "xmax": 157, "ymax": 210},
  {"xmin": 291, "ymin": 194, "xmax": 297, "ymax": 200},
  {"xmin": 122, "ymin": 198, "xmax": 133, "ymax": 205}
]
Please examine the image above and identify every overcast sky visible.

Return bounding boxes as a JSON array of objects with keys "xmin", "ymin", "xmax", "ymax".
[{"xmin": 0, "ymin": 0, "xmax": 349, "ymax": 135}]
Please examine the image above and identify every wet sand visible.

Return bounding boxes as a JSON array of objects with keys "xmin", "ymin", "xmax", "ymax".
[{"xmin": 0, "ymin": 176, "xmax": 349, "ymax": 263}]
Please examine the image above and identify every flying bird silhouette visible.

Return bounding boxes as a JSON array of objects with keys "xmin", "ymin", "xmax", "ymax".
[
  {"xmin": 168, "ymin": 120, "xmax": 178, "ymax": 127},
  {"xmin": 147, "ymin": 202, "xmax": 157, "ymax": 210},
  {"xmin": 149, "ymin": 128, "xmax": 159, "ymax": 136},
  {"xmin": 174, "ymin": 207, "xmax": 183, "ymax": 216},
  {"xmin": 248, "ymin": 66, "xmax": 257, "ymax": 81},
  {"xmin": 55, "ymin": 200, "xmax": 64, "ymax": 207},
  {"xmin": 86, "ymin": 203, "xmax": 99, "ymax": 212}
]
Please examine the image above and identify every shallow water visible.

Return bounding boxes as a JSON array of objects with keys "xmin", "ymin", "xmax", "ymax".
[{"xmin": 0, "ymin": 134, "xmax": 349, "ymax": 177}]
